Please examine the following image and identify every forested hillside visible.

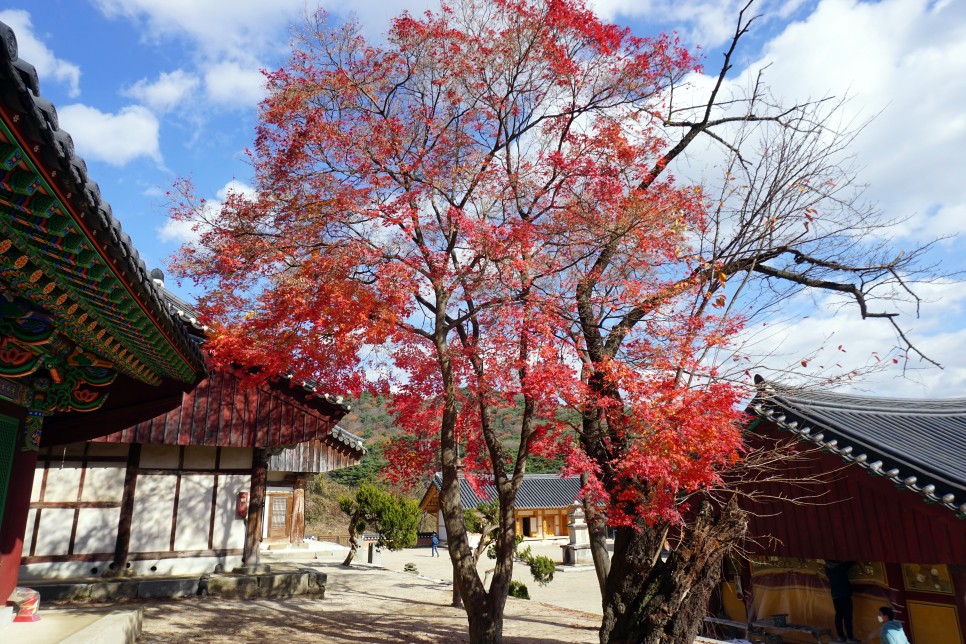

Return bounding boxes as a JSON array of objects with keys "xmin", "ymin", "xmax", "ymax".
[{"xmin": 305, "ymin": 393, "xmax": 567, "ymax": 537}]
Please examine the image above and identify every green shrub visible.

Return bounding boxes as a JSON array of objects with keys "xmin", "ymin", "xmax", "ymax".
[{"xmin": 508, "ymin": 580, "xmax": 530, "ymax": 600}]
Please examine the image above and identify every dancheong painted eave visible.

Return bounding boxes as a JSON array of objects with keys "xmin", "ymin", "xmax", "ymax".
[
  {"xmin": 749, "ymin": 375, "xmax": 966, "ymax": 518},
  {"xmin": 0, "ymin": 21, "xmax": 206, "ymax": 387}
]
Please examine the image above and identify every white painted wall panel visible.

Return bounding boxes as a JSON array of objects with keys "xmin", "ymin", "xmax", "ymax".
[
  {"xmin": 211, "ymin": 474, "xmax": 249, "ymax": 550},
  {"xmin": 174, "ymin": 474, "xmax": 215, "ymax": 551},
  {"xmin": 140, "ymin": 444, "xmax": 180, "ymax": 469},
  {"xmin": 219, "ymin": 447, "xmax": 252, "ymax": 470},
  {"xmin": 30, "ymin": 468, "xmax": 43, "ymax": 502},
  {"xmin": 42, "ymin": 466, "xmax": 82, "ymax": 502},
  {"xmin": 73, "ymin": 507, "xmax": 121, "ymax": 554},
  {"xmin": 130, "ymin": 475, "xmax": 177, "ymax": 552},
  {"xmin": 183, "ymin": 446, "xmax": 217, "ymax": 470},
  {"xmin": 81, "ymin": 466, "xmax": 124, "ymax": 502},
  {"xmin": 32, "ymin": 508, "xmax": 74, "ymax": 556}
]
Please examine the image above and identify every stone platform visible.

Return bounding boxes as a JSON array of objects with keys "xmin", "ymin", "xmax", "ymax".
[
  {"xmin": 6, "ymin": 606, "xmax": 142, "ymax": 644},
  {"xmin": 18, "ymin": 563, "xmax": 326, "ymax": 603}
]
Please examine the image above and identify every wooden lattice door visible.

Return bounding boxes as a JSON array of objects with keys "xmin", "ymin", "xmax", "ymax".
[{"xmin": 267, "ymin": 493, "xmax": 292, "ymax": 539}]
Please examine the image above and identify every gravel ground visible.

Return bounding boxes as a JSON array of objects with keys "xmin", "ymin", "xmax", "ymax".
[{"xmin": 136, "ymin": 542, "xmax": 604, "ymax": 643}]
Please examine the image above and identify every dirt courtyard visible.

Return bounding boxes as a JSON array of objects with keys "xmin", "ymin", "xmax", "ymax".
[{"xmin": 136, "ymin": 543, "xmax": 603, "ymax": 643}]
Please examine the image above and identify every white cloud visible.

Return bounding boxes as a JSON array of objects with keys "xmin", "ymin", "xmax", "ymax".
[
  {"xmin": 657, "ymin": 0, "xmax": 966, "ymax": 398},
  {"xmin": 122, "ymin": 69, "xmax": 201, "ymax": 114},
  {"xmin": 733, "ymin": 279, "xmax": 966, "ymax": 398},
  {"xmin": 92, "ymin": 0, "xmax": 307, "ymax": 60},
  {"xmin": 0, "ymin": 9, "xmax": 81, "ymax": 97},
  {"xmin": 90, "ymin": 0, "xmax": 433, "ymax": 116},
  {"xmin": 58, "ymin": 104, "xmax": 161, "ymax": 166},
  {"xmin": 588, "ymin": 0, "xmax": 811, "ymax": 49},
  {"xmin": 730, "ymin": 0, "xmax": 966, "ymax": 243},
  {"xmin": 92, "ymin": 0, "xmax": 428, "ymax": 58},
  {"xmin": 203, "ymin": 61, "xmax": 266, "ymax": 109},
  {"xmin": 159, "ymin": 179, "xmax": 255, "ymax": 245}
]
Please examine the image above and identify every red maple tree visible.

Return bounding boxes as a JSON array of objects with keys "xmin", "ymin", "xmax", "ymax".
[{"xmin": 171, "ymin": 1, "xmax": 933, "ymax": 642}]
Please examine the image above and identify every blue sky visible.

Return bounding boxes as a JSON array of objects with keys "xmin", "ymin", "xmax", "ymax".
[{"xmin": 4, "ymin": 0, "xmax": 965, "ymax": 396}]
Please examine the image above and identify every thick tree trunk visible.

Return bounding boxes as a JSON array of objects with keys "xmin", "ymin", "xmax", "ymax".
[
  {"xmin": 439, "ymin": 474, "xmax": 515, "ymax": 643},
  {"xmin": 582, "ymin": 472, "xmax": 611, "ymax": 598},
  {"xmin": 599, "ymin": 498, "xmax": 747, "ymax": 644}
]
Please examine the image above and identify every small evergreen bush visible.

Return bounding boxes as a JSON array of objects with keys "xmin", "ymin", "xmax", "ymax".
[{"xmin": 508, "ymin": 580, "xmax": 530, "ymax": 600}]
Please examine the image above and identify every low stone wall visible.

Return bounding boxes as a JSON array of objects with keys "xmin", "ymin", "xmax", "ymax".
[{"xmin": 24, "ymin": 565, "xmax": 326, "ymax": 603}]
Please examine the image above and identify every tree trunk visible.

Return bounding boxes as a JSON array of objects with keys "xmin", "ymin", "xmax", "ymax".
[
  {"xmin": 342, "ymin": 513, "xmax": 360, "ymax": 566},
  {"xmin": 599, "ymin": 497, "xmax": 747, "ymax": 644},
  {"xmin": 582, "ymin": 472, "xmax": 611, "ymax": 599},
  {"xmin": 452, "ymin": 559, "xmax": 463, "ymax": 607},
  {"xmin": 465, "ymin": 595, "xmax": 506, "ymax": 643}
]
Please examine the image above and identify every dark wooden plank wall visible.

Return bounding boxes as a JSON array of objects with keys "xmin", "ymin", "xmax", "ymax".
[
  {"xmin": 267, "ymin": 439, "xmax": 359, "ymax": 473},
  {"xmin": 745, "ymin": 421, "xmax": 966, "ymax": 564},
  {"xmin": 92, "ymin": 370, "xmax": 350, "ymax": 450}
]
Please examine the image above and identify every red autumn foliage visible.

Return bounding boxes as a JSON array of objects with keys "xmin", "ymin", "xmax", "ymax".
[
  {"xmin": 170, "ymin": 0, "xmax": 743, "ymax": 527},
  {"xmin": 170, "ymin": 1, "xmax": 750, "ymax": 638}
]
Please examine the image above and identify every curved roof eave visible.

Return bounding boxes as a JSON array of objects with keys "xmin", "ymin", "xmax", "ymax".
[{"xmin": 0, "ymin": 21, "xmax": 206, "ymax": 386}]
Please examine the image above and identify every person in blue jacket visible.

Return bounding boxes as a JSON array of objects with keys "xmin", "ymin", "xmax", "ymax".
[
  {"xmin": 878, "ymin": 607, "xmax": 910, "ymax": 644},
  {"xmin": 431, "ymin": 532, "xmax": 440, "ymax": 557}
]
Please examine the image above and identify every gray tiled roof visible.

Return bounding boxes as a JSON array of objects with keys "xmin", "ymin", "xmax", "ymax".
[
  {"xmin": 432, "ymin": 473, "xmax": 581, "ymax": 509},
  {"xmin": 750, "ymin": 377, "xmax": 966, "ymax": 517}
]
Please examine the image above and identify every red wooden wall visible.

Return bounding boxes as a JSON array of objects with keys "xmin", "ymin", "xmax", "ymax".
[
  {"xmin": 745, "ymin": 421, "xmax": 966, "ymax": 564},
  {"xmin": 92, "ymin": 370, "xmax": 350, "ymax": 450}
]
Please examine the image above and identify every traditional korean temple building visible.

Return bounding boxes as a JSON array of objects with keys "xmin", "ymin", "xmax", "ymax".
[
  {"xmin": 19, "ymin": 369, "xmax": 364, "ymax": 581},
  {"xmin": 0, "ymin": 20, "xmax": 366, "ymax": 611},
  {"xmin": 420, "ymin": 473, "xmax": 581, "ymax": 541},
  {"xmin": 726, "ymin": 377, "xmax": 966, "ymax": 644},
  {"xmin": 0, "ymin": 20, "xmax": 207, "ymax": 612}
]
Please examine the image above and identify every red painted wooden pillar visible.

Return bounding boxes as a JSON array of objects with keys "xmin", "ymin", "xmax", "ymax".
[{"xmin": 0, "ymin": 407, "xmax": 38, "ymax": 603}]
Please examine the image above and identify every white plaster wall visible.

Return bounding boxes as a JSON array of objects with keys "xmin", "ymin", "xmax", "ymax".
[
  {"xmin": 130, "ymin": 475, "xmax": 177, "ymax": 552},
  {"xmin": 183, "ymin": 446, "xmax": 216, "ymax": 470},
  {"xmin": 128, "ymin": 555, "xmax": 243, "ymax": 576},
  {"xmin": 20, "ymin": 560, "xmax": 110, "ymax": 580},
  {"xmin": 140, "ymin": 444, "xmax": 180, "ymax": 469},
  {"xmin": 173, "ymin": 474, "xmax": 215, "ymax": 551},
  {"xmin": 81, "ymin": 465, "xmax": 124, "ymax": 502},
  {"xmin": 219, "ymin": 447, "xmax": 252, "ymax": 470},
  {"xmin": 72, "ymin": 507, "xmax": 121, "ymax": 554},
  {"xmin": 437, "ymin": 511, "xmax": 447, "ymax": 541},
  {"xmin": 41, "ymin": 465, "xmax": 82, "ymax": 502},
  {"xmin": 32, "ymin": 508, "xmax": 74, "ymax": 556},
  {"xmin": 30, "ymin": 468, "xmax": 43, "ymax": 502},
  {"xmin": 211, "ymin": 474, "xmax": 249, "ymax": 550},
  {"xmin": 20, "ymin": 554, "xmax": 245, "ymax": 580}
]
